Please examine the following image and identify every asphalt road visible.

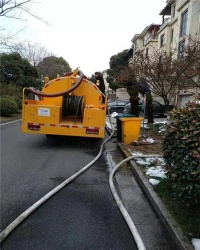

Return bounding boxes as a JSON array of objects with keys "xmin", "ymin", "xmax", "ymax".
[{"xmin": 0, "ymin": 120, "xmax": 137, "ymax": 250}]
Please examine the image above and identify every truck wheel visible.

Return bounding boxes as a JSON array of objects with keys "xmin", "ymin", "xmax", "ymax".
[{"xmin": 46, "ymin": 134, "xmax": 53, "ymax": 137}]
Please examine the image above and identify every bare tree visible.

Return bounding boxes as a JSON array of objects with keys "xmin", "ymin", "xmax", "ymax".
[
  {"xmin": 8, "ymin": 41, "xmax": 54, "ymax": 66},
  {"xmin": 174, "ymin": 44, "xmax": 200, "ymax": 90},
  {"xmin": 0, "ymin": 0, "xmax": 48, "ymax": 46},
  {"xmin": 0, "ymin": 26, "xmax": 25, "ymax": 46},
  {"xmin": 131, "ymin": 44, "xmax": 200, "ymax": 109},
  {"xmin": 115, "ymin": 66, "xmax": 154, "ymax": 122},
  {"xmin": 0, "ymin": 0, "xmax": 47, "ymax": 23}
]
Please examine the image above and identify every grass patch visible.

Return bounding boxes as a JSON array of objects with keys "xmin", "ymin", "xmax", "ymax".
[
  {"xmin": 135, "ymin": 124, "xmax": 200, "ymax": 241},
  {"xmin": 154, "ymin": 179, "xmax": 200, "ymax": 240}
]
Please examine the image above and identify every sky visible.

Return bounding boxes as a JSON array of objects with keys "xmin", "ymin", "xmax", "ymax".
[{"xmin": 2, "ymin": 0, "xmax": 167, "ymax": 77}]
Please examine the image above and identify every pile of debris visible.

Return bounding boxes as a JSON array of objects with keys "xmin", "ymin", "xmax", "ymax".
[{"xmin": 132, "ymin": 137, "xmax": 156, "ymax": 146}]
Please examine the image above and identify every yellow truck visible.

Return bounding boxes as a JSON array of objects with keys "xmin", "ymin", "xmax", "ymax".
[{"xmin": 21, "ymin": 70, "xmax": 107, "ymax": 138}]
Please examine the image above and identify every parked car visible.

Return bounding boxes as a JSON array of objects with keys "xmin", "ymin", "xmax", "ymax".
[
  {"xmin": 107, "ymin": 100, "xmax": 129, "ymax": 114},
  {"xmin": 123, "ymin": 101, "xmax": 174, "ymax": 117}
]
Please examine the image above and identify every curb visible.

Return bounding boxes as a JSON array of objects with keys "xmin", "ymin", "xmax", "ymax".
[
  {"xmin": 118, "ymin": 142, "xmax": 193, "ymax": 250},
  {"xmin": 0, "ymin": 118, "xmax": 21, "ymax": 125}
]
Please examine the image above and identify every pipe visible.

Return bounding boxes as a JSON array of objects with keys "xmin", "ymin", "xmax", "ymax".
[
  {"xmin": 1, "ymin": 70, "xmax": 111, "ymax": 242},
  {"xmin": 0, "ymin": 126, "xmax": 115, "ymax": 243},
  {"xmin": 24, "ymin": 70, "xmax": 84, "ymax": 98},
  {"xmin": 109, "ymin": 154, "xmax": 161, "ymax": 250},
  {"xmin": 1, "ymin": 97, "xmax": 155, "ymax": 250}
]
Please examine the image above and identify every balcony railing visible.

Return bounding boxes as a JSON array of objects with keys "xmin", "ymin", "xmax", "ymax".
[
  {"xmin": 159, "ymin": 18, "xmax": 171, "ymax": 31},
  {"xmin": 144, "ymin": 35, "xmax": 158, "ymax": 46}
]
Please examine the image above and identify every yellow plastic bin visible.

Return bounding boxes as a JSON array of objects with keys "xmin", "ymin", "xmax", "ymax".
[{"xmin": 119, "ymin": 117, "xmax": 143, "ymax": 144}]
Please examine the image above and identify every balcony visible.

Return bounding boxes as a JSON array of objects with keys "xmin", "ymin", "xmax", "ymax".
[
  {"xmin": 144, "ymin": 35, "xmax": 158, "ymax": 46},
  {"xmin": 159, "ymin": 18, "xmax": 171, "ymax": 31}
]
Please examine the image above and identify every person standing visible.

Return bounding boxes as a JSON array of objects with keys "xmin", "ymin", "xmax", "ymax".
[{"xmin": 94, "ymin": 72, "xmax": 106, "ymax": 97}]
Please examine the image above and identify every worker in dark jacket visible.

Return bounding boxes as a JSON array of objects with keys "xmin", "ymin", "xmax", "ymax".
[{"xmin": 94, "ymin": 72, "xmax": 105, "ymax": 96}]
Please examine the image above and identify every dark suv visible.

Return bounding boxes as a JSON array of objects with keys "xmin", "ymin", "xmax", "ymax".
[
  {"xmin": 123, "ymin": 101, "xmax": 173, "ymax": 117},
  {"xmin": 108, "ymin": 100, "xmax": 129, "ymax": 114}
]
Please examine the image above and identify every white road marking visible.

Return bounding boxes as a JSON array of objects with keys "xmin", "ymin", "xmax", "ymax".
[{"xmin": 0, "ymin": 119, "xmax": 22, "ymax": 126}]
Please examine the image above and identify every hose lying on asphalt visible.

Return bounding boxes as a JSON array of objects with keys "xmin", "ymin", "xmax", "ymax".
[
  {"xmin": 0, "ymin": 109, "xmax": 158, "ymax": 250},
  {"xmin": 109, "ymin": 154, "xmax": 162, "ymax": 250},
  {"xmin": 0, "ymin": 115, "xmax": 114, "ymax": 243}
]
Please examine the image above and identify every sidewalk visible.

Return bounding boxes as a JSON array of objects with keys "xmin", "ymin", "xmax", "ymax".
[
  {"xmin": 105, "ymin": 115, "xmax": 193, "ymax": 250},
  {"xmin": 1, "ymin": 114, "xmax": 194, "ymax": 249}
]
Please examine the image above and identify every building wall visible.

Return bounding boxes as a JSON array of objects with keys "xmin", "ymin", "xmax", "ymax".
[
  {"xmin": 129, "ymin": 25, "xmax": 166, "ymax": 104},
  {"xmin": 129, "ymin": 0, "xmax": 200, "ymax": 107},
  {"xmin": 189, "ymin": 0, "xmax": 200, "ymax": 42},
  {"xmin": 157, "ymin": 22, "xmax": 171, "ymax": 53},
  {"xmin": 145, "ymin": 40, "xmax": 159, "ymax": 57},
  {"xmin": 168, "ymin": 0, "xmax": 200, "ymax": 104},
  {"xmin": 170, "ymin": 0, "xmax": 200, "ymax": 53},
  {"xmin": 131, "ymin": 37, "xmax": 143, "ymax": 56},
  {"xmin": 130, "ymin": 25, "xmax": 160, "ymax": 64}
]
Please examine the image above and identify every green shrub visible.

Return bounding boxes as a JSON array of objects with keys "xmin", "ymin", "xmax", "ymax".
[
  {"xmin": 162, "ymin": 101, "xmax": 200, "ymax": 205},
  {"xmin": 1, "ymin": 95, "xmax": 12, "ymax": 99},
  {"xmin": 0, "ymin": 95, "xmax": 22, "ymax": 111},
  {"xmin": 0, "ymin": 83, "xmax": 21, "ymax": 97},
  {"xmin": 0, "ymin": 96, "xmax": 18, "ymax": 116},
  {"xmin": 13, "ymin": 97, "xmax": 22, "ymax": 110}
]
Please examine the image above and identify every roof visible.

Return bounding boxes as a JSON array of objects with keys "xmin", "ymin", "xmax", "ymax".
[
  {"xmin": 131, "ymin": 34, "xmax": 142, "ymax": 42},
  {"xmin": 147, "ymin": 24, "xmax": 160, "ymax": 32},
  {"xmin": 140, "ymin": 24, "xmax": 161, "ymax": 37},
  {"xmin": 160, "ymin": 3, "xmax": 171, "ymax": 15}
]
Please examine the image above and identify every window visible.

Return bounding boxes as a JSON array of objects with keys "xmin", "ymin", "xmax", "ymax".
[
  {"xmin": 160, "ymin": 34, "xmax": 165, "ymax": 47},
  {"xmin": 178, "ymin": 40, "xmax": 185, "ymax": 58},
  {"xmin": 180, "ymin": 10, "xmax": 188, "ymax": 37},
  {"xmin": 134, "ymin": 42, "xmax": 137, "ymax": 49},
  {"xmin": 171, "ymin": 29, "xmax": 174, "ymax": 43},
  {"xmin": 146, "ymin": 48, "xmax": 149, "ymax": 59},
  {"xmin": 172, "ymin": 4, "xmax": 176, "ymax": 18}
]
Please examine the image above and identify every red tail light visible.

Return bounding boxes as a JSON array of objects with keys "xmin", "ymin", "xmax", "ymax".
[
  {"xmin": 28, "ymin": 124, "xmax": 40, "ymax": 131},
  {"xmin": 86, "ymin": 128, "xmax": 99, "ymax": 134}
]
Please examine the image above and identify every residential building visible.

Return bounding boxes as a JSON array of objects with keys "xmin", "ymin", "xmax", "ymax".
[
  {"xmin": 129, "ymin": 0, "xmax": 200, "ymax": 108},
  {"xmin": 129, "ymin": 24, "xmax": 164, "ymax": 103},
  {"xmin": 159, "ymin": 0, "xmax": 200, "ymax": 107},
  {"xmin": 160, "ymin": 0, "xmax": 200, "ymax": 54},
  {"xmin": 130, "ymin": 24, "xmax": 160, "ymax": 61}
]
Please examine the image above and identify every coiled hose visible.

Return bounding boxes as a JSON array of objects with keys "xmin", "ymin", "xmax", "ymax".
[
  {"xmin": 62, "ymin": 95, "xmax": 84, "ymax": 117},
  {"xmin": 24, "ymin": 70, "xmax": 84, "ymax": 98}
]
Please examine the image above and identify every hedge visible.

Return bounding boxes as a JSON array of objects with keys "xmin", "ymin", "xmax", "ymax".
[
  {"xmin": 13, "ymin": 97, "xmax": 22, "ymax": 110},
  {"xmin": 162, "ymin": 101, "xmax": 200, "ymax": 205},
  {"xmin": 0, "ymin": 96, "xmax": 18, "ymax": 116}
]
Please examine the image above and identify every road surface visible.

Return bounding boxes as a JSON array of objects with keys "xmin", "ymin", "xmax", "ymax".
[{"xmin": 0, "ymin": 120, "xmax": 137, "ymax": 250}]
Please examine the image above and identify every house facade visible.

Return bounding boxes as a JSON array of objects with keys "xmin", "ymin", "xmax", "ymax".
[
  {"xmin": 129, "ymin": 0, "xmax": 200, "ymax": 108},
  {"xmin": 129, "ymin": 24, "xmax": 164, "ymax": 103},
  {"xmin": 130, "ymin": 24, "xmax": 160, "ymax": 61},
  {"xmin": 159, "ymin": 0, "xmax": 200, "ymax": 107}
]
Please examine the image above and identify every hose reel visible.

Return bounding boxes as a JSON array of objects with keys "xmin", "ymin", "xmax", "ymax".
[{"xmin": 62, "ymin": 95, "xmax": 84, "ymax": 118}]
